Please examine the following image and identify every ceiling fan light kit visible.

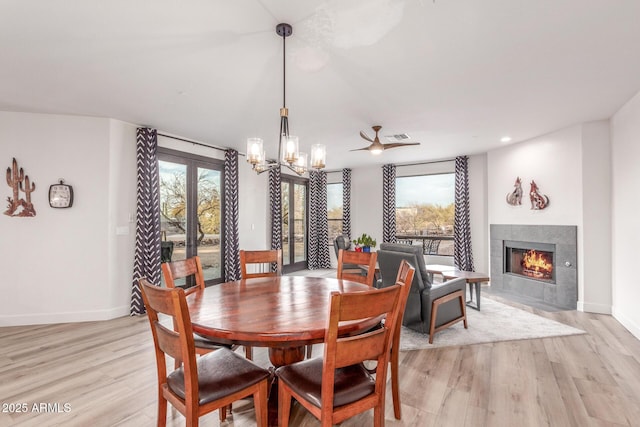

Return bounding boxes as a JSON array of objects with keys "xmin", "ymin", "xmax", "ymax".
[{"xmin": 246, "ymin": 23, "xmax": 326, "ymax": 176}]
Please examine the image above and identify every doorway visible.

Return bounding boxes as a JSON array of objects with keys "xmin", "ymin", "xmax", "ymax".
[
  {"xmin": 158, "ymin": 148, "xmax": 224, "ymax": 285},
  {"xmin": 281, "ymin": 175, "xmax": 307, "ymax": 273}
]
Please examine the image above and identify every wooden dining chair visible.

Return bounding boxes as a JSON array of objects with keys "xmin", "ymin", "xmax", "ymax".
[
  {"xmin": 275, "ymin": 281, "xmax": 405, "ymax": 427},
  {"xmin": 337, "ymin": 249, "xmax": 378, "ymax": 287},
  {"xmin": 388, "ymin": 260, "xmax": 415, "ymax": 420},
  {"xmin": 353, "ymin": 259, "xmax": 415, "ymax": 420},
  {"xmin": 139, "ymin": 279, "xmax": 270, "ymax": 427},
  {"xmin": 238, "ymin": 249, "xmax": 283, "ymax": 360},
  {"xmin": 240, "ymin": 249, "xmax": 283, "ymax": 279},
  {"xmin": 162, "ymin": 256, "xmax": 250, "ymax": 361}
]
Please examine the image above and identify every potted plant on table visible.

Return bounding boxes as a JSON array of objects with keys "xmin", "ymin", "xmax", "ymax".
[{"xmin": 353, "ymin": 233, "xmax": 377, "ymax": 253}]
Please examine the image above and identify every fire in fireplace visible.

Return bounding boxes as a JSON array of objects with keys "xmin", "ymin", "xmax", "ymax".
[{"xmin": 505, "ymin": 242, "xmax": 555, "ymax": 283}]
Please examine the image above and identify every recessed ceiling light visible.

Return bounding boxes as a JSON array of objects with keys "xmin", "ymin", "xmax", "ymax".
[{"xmin": 500, "ymin": 136, "xmax": 512, "ymax": 143}]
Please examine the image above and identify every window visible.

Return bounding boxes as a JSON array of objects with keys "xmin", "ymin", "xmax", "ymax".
[
  {"xmin": 395, "ymin": 173, "xmax": 455, "ymax": 256},
  {"xmin": 327, "ymin": 183, "xmax": 343, "ymax": 243},
  {"xmin": 158, "ymin": 148, "xmax": 224, "ymax": 284}
]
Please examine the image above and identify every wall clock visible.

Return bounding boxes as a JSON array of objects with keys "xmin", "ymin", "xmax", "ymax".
[{"xmin": 49, "ymin": 180, "xmax": 74, "ymax": 208}]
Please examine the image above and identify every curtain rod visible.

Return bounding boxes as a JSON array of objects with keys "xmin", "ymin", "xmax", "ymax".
[
  {"xmin": 325, "ymin": 157, "xmax": 457, "ymax": 173},
  {"xmin": 158, "ymin": 133, "xmax": 246, "ymax": 156},
  {"xmin": 391, "ymin": 158, "xmax": 456, "ymax": 167}
]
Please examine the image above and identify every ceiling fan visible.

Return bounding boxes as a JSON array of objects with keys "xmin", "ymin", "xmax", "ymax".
[{"xmin": 352, "ymin": 125, "xmax": 420, "ymax": 155}]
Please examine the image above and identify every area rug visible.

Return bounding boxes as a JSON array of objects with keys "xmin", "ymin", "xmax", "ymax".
[{"xmin": 399, "ymin": 297, "xmax": 585, "ymax": 350}]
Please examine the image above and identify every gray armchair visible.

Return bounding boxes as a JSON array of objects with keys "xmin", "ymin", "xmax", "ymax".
[
  {"xmin": 376, "ymin": 243, "xmax": 466, "ymax": 334},
  {"xmin": 333, "ymin": 235, "xmax": 351, "ymax": 257},
  {"xmin": 333, "ymin": 235, "xmax": 359, "ymax": 270}
]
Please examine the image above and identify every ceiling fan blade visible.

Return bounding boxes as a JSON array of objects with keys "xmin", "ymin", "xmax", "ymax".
[
  {"xmin": 350, "ymin": 146, "xmax": 372, "ymax": 152},
  {"xmin": 359, "ymin": 131, "xmax": 374, "ymax": 143},
  {"xmin": 382, "ymin": 142, "xmax": 421, "ymax": 150}
]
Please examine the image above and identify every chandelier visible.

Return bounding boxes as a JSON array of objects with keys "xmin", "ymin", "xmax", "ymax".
[{"xmin": 246, "ymin": 23, "xmax": 326, "ymax": 175}]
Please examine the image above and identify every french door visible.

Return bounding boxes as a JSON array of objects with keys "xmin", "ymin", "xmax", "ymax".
[
  {"xmin": 281, "ymin": 175, "xmax": 308, "ymax": 273},
  {"xmin": 158, "ymin": 148, "xmax": 224, "ymax": 286}
]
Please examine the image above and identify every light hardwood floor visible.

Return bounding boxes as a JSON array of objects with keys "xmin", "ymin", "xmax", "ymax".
[{"xmin": 2, "ymin": 294, "xmax": 640, "ymax": 426}]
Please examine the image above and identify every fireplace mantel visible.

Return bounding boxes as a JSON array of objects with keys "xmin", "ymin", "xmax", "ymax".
[{"xmin": 490, "ymin": 224, "xmax": 577, "ymax": 310}]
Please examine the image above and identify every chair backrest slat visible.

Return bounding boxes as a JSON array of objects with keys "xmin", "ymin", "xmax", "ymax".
[
  {"xmin": 240, "ymin": 249, "xmax": 283, "ymax": 279},
  {"xmin": 161, "ymin": 256, "xmax": 205, "ymax": 295},
  {"xmin": 337, "ymin": 249, "xmax": 378, "ymax": 287},
  {"xmin": 335, "ymin": 329, "xmax": 386, "ymax": 368},
  {"xmin": 155, "ymin": 322, "xmax": 183, "ymax": 360}
]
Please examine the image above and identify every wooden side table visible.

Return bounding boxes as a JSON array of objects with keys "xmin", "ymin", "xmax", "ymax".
[
  {"xmin": 442, "ymin": 270, "xmax": 490, "ymax": 310},
  {"xmin": 425, "ymin": 264, "xmax": 456, "ymax": 282}
]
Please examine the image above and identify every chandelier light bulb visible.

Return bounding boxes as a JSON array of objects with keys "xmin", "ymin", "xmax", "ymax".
[
  {"xmin": 311, "ymin": 144, "xmax": 326, "ymax": 169},
  {"xmin": 294, "ymin": 152, "xmax": 308, "ymax": 174},
  {"xmin": 246, "ymin": 138, "xmax": 264, "ymax": 165},
  {"xmin": 282, "ymin": 135, "xmax": 299, "ymax": 164}
]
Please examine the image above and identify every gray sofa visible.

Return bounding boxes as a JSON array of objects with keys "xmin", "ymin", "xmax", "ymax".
[{"xmin": 376, "ymin": 243, "xmax": 466, "ymax": 334}]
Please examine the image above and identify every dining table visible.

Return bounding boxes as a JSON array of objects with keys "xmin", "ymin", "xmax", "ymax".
[{"xmin": 186, "ymin": 275, "xmax": 379, "ymax": 425}]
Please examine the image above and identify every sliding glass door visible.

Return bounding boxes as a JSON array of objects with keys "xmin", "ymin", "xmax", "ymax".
[
  {"xmin": 281, "ymin": 175, "xmax": 308, "ymax": 273},
  {"xmin": 158, "ymin": 148, "xmax": 224, "ymax": 285}
]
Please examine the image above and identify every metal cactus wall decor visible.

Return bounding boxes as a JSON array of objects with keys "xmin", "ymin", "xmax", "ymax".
[
  {"xmin": 4, "ymin": 158, "xmax": 36, "ymax": 217},
  {"xmin": 529, "ymin": 180, "xmax": 549, "ymax": 210}
]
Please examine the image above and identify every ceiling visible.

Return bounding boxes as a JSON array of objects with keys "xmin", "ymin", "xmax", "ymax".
[{"xmin": 2, "ymin": 1, "xmax": 640, "ymax": 170}]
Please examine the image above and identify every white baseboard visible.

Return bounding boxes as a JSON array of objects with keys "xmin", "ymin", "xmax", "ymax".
[
  {"xmin": 578, "ymin": 300, "xmax": 612, "ymax": 315},
  {"xmin": 612, "ymin": 307, "xmax": 640, "ymax": 341},
  {"xmin": 0, "ymin": 305, "xmax": 131, "ymax": 327}
]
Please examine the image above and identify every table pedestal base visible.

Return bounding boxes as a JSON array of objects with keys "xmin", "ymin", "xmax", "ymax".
[
  {"xmin": 268, "ymin": 346, "xmax": 306, "ymax": 367},
  {"xmin": 266, "ymin": 346, "xmax": 306, "ymax": 426}
]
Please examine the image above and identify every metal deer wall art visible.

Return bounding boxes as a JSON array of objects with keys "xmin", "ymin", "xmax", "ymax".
[
  {"xmin": 529, "ymin": 180, "xmax": 549, "ymax": 210},
  {"xmin": 4, "ymin": 158, "xmax": 36, "ymax": 217},
  {"xmin": 506, "ymin": 177, "xmax": 523, "ymax": 206}
]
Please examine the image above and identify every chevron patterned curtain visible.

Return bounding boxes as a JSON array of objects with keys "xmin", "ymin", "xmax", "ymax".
[
  {"xmin": 130, "ymin": 128, "xmax": 161, "ymax": 315},
  {"xmin": 342, "ymin": 168, "xmax": 352, "ymax": 240},
  {"xmin": 454, "ymin": 156, "xmax": 475, "ymax": 271},
  {"xmin": 269, "ymin": 168, "xmax": 282, "ymax": 251},
  {"xmin": 224, "ymin": 149, "xmax": 241, "ymax": 281},
  {"xmin": 382, "ymin": 164, "xmax": 397, "ymax": 243},
  {"xmin": 308, "ymin": 170, "xmax": 331, "ymax": 269}
]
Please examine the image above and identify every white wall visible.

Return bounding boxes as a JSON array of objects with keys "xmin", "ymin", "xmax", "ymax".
[
  {"xmin": 488, "ymin": 126, "xmax": 584, "ymax": 225},
  {"xmin": 0, "ymin": 112, "xmax": 137, "ymax": 325},
  {"xmin": 469, "ymin": 154, "xmax": 489, "ymax": 273},
  {"xmin": 238, "ymin": 160, "xmax": 270, "ymax": 251},
  {"xmin": 611, "ymin": 90, "xmax": 640, "ymax": 339},
  {"xmin": 487, "ymin": 121, "xmax": 612, "ymax": 313},
  {"xmin": 351, "ymin": 165, "xmax": 384, "ymax": 250},
  {"xmin": 581, "ymin": 121, "xmax": 612, "ymax": 313}
]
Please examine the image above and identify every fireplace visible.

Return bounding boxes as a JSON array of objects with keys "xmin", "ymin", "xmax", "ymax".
[
  {"xmin": 504, "ymin": 241, "xmax": 555, "ymax": 284},
  {"xmin": 491, "ymin": 225, "xmax": 577, "ymax": 310}
]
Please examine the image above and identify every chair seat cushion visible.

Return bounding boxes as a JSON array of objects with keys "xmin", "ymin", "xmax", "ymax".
[
  {"xmin": 275, "ymin": 357, "xmax": 375, "ymax": 408},
  {"xmin": 427, "ymin": 277, "xmax": 466, "ymax": 300},
  {"xmin": 167, "ymin": 348, "xmax": 269, "ymax": 405}
]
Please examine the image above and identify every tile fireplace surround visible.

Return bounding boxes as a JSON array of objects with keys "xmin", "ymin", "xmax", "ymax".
[{"xmin": 490, "ymin": 224, "xmax": 578, "ymax": 310}]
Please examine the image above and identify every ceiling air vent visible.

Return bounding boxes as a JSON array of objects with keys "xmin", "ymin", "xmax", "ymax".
[{"xmin": 384, "ymin": 133, "xmax": 410, "ymax": 142}]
